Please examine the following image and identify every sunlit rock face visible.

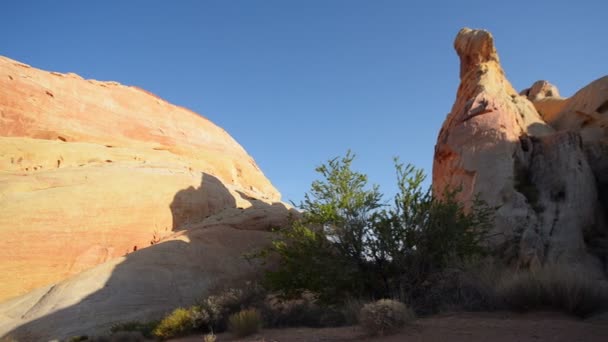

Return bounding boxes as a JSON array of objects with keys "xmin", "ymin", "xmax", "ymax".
[
  {"xmin": 433, "ymin": 29, "xmax": 606, "ymax": 273},
  {"xmin": 0, "ymin": 55, "xmax": 282, "ymax": 302},
  {"xmin": 0, "ymin": 55, "xmax": 297, "ymax": 341}
]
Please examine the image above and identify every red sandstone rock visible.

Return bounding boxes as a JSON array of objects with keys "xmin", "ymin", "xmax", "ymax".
[
  {"xmin": 433, "ymin": 29, "xmax": 605, "ymax": 272},
  {"xmin": 0, "ymin": 56, "xmax": 282, "ymax": 302}
]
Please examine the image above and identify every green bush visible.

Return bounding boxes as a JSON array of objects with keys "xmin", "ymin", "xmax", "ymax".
[
  {"xmin": 358, "ymin": 299, "xmax": 414, "ymax": 336},
  {"xmin": 255, "ymin": 151, "xmax": 493, "ymax": 306},
  {"xmin": 228, "ymin": 309, "xmax": 262, "ymax": 337},
  {"xmin": 152, "ymin": 307, "xmax": 200, "ymax": 339},
  {"xmin": 259, "ymin": 222, "xmax": 359, "ymax": 304},
  {"xmin": 497, "ymin": 266, "xmax": 608, "ymax": 317}
]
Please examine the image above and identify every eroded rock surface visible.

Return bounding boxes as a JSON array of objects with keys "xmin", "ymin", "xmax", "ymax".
[
  {"xmin": 524, "ymin": 76, "xmax": 608, "ymax": 266},
  {"xmin": 0, "ymin": 55, "xmax": 282, "ymax": 302},
  {"xmin": 433, "ymin": 29, "xmax": 606, "ymax": 272},
  {"xmin": 0, "ymin": 55, "xmax": 296, "ymax": 340}
]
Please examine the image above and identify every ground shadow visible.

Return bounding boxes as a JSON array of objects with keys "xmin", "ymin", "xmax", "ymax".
[{"xmin": 2, "ymin": 173, "xmax": 293, "ymax": 341}]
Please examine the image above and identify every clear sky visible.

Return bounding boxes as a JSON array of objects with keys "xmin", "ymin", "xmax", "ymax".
[{"xmin": 2, "ymin": 1, "xmax": 606, "ymax": 203}]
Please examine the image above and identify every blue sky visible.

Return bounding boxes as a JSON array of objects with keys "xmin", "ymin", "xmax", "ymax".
[{"xmin": 2, "ymin": 1, "xmax": 606, "ymax": 203}]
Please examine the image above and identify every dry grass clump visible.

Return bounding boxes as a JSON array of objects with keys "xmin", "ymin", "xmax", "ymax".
[
  {"xmin": 358, "ymin": 299, "xmax": 415, "ymax": 336},
  {"xmin": 496, "ymin": 265, "xmax": 608, "ymax": 317},
  {"xmin": 228, "ymin": 308, "xmax": 263, "ymax": 337},
  {"xmin": 262, "ymin": 291, "xmax": 346, "ymax": 327},
  {"xmin": 203, "ymin": 331, "xmax": 217, "ymax": 342},
  {"xmin": 340, "ymin": 297, "xmax": 365, "ymax": 325}
]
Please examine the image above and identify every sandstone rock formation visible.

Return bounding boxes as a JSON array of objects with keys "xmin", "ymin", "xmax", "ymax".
[
  {"xmin": 0, "ymin": 56, "xmax": 296, "ymax": 340},
  {"xmin": 524, "ymin": 77, "xmax": 608, "ymax": 265},
  {"xmin": 433, "ymin": 29, "xmax": 607, "ymax": 273},
  {"xmin": 0, "ymin": 200, "xmax": 295, "ymax": 341},
  {"xmin": 0, "ymin": 55, "xmax": 282, "ymax": 302}
]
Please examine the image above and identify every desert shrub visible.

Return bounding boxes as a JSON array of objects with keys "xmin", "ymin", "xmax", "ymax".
[
  {"xmin": 259, "ymin": 220, "xmax": 361, "ymax": 303},
  {"xmin": 228, "ymin": 308, "xmax": 262, "ymax": 337},
  {"xmin": 110, "ymin": 320, "xmax": 158, "ymax": 339},
  {"xmin": 409, "ymin": 259, "xmax": 503, "ymax": 314},
  {"xmin": 110, "ymin": 285, "xmax": 265, "ymax": 340},
  {"xmin": 497, "ymin": 266, "xmax": 608, "ymax": 317},
  {"xmin": 262, "ymin": 291, "xmax": 320, "ymax": 327},
  {"xmin": 261, "ymin": 291, "xmax": 345, "ymax": 327},
  {"xmin": 203, "ymin": 331, "xmax": 217, "ymax": 342},
  {"xmin": 340, "ymin": 297, "xmax": 365, "ymax": 325},
  {"xmin": 255, "ymin": 152, "xmax": 493, "ymax": 306},
  {"xmin": 358, "ymin": 299, "xmax": 414, "ymax": 336},
  {"xmin": 152, "ymin": 307, "xmax": 200, "ymax": 339},
  {"xmin": 197, "ymin": 285, "xmax": 265, "ymax": 331}
]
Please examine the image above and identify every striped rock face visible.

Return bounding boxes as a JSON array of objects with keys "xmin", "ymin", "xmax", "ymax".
[
  {"xmin": 433, "ymin": 29, "xmax": 606, "ymax": 273},
  {"xmin": 0, "ymin": 56, "xmax": 282, "ymax": 302}
]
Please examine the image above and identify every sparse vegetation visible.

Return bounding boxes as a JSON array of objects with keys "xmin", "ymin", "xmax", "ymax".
[
  {"xmin": 340, "ymin": 297, "xmax": 366, "ymax": 326},
  {"xmin": 228, "ymin": 308, "xmax": 263, "ymax": 337},
  {"xmin": 358, "ymin": 299, "xmax": 415, "ymax": 336},
  {"xmin": 254, "ymin": 151, "xmax": 493, "ymax": 309},
  {"xmin": 408, "ymin": 258, "xmax": 505, "ymax": 314},
  {"xmin": 260, "ymin": 291, "xmax": 345, "ymax": 328},
  {"xmin": 106, "ymin": 285, "xmax": 267, "ymax": 340},
  {"xmin": 203, "ymin": 331, "xmax": 217, "ymax": 342},
  {"xmin": 196, "ymin": 285, "xmax": 265, "ymax": 332},
  {"xmin": 105, "ymin": 152, "xmax": 608, "ymax": 340},
  {"xmin": 152, "ymin": 307, "xmax": 199, "ymax": 339},
  {"xmin": 496, "ymin": 265, "xmax": 608, "ymax": 317},
  {"xmin": 110, "ymin": 320, "xmax": 158, "ymax": 339}
]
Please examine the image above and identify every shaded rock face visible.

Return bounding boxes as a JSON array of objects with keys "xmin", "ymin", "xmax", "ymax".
[
  {"xmin": 0, "ymin": 189, "xmax": 297, "ymax": 341},
  {"xmin": 433, "ymin": 29, "xmax": 606, "ymax": 273},
  {"xmin": 524, "ymin": 76, "xmax": 608, "ymax": 267},
  {"xmin": 0, "ymin": 55, "xmax": 282, "ymax": 302}
]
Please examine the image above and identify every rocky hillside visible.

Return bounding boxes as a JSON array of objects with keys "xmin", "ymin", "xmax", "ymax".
[
  {"xmin": 433, "ymin": 29, "xmax": 607, "ymax": 274},
  {"xmin": 0, "ymin": 55, "xmax": 283, "ymax": 303},
  {"xmin": 0, "ymin": 54, "xmax": 295, "ymax": 340}
]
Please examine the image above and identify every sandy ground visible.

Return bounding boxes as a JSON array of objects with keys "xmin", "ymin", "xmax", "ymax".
[{"xmin": 173, "ymin": 311, "xmax": 608, "ymax": 342}]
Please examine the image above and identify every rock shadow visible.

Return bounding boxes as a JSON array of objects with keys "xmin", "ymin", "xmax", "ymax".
[
  {"xmin": 2, "ymin": 173, "xmax": 292, "ymax": 341},
  {"xmin": 169, "ymin": 173, "xmax": 237, "ymax": 230}
]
